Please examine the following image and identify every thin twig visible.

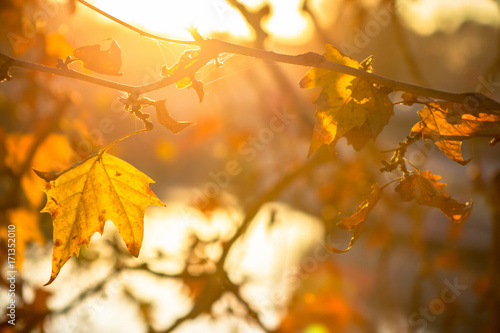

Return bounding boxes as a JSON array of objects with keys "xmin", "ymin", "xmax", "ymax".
[
  {"xmin": 76, "ymin": 0, "xmax": 196, "ymax": 46},
  {"xmin": 390, "ymin": 0, "xmax": 428, "ymax": 86},
  {"xmin": 54, "ymin": 1, "xmax": 500, "ymax": 109},
  {"xmin": 160, "ymin": 151, "xmax": 327, "ymax": 333},
  {"xmin": 218, "ymin": 150, "xmax": 326, "ymax": 265},
  {"xmin": 0, "ymin": 53, "xmax": 134, "ymax": 92},
  {"xmin": 52, "ymin": 269, "xmax": 120, "ymax": 315}
]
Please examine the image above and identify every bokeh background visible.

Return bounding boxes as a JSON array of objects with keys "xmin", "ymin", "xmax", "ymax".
[{"xmin": 1, "ymin": 0, "xmax": 500, "ymax": 332}]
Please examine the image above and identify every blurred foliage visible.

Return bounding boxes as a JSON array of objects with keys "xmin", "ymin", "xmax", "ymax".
[{"xmin": 1, "ymin": 0, "xmax": 500, "ymax": 332}]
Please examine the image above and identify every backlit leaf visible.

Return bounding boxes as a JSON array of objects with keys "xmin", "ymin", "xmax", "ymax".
[
  {"xmin": 37, "ymin": 149, "xmax": 165, "ymax": 285},
  {"xmin": 403, "ymin": 95, "xmax": 500, "ymax": 165},
  {"xmin": 299, "ymin": 45, "xmax": 394, "ymax": 155},
  {"xmin": 161, "ymin": 49, "xmax": 205, "ymax": 101},
  {"xmin": 73, "ymin": 39, "xmax": 122, "ymax": 76},
  {"xmin": 151, "ymin": 100, "xmax": 195, "ymax": 134},
  {"xmin": 395, "ymin": 171, "xmax": 472, "ymax": 224},
  {"xmin": 326, "ymin": 184, "xmax": 382, "ymax": 253}
]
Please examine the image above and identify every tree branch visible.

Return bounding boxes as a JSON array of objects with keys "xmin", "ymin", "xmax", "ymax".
[
  {"xmin": 0, "ymin": 52, "xmax": 135, "ymax": 92},
  {"xmin": 13, "ymin": 0, "xmax": 497, "ymax": 111},
  {"xmin": 3, "ymin": 1, "xmax": 500, "ymax": 111},
  {"xmin": 76, "ymin": 0, "xmax": 196, "ymax": 46}
]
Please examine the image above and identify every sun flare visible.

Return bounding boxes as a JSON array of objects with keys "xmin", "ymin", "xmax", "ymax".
[
  {"xmin": 92, "ymin": 0, "xmax": 252, "ymax": 39},
  {"xmin": 90, "ymin": 0, "xmax": 311, "ymax": 42}
]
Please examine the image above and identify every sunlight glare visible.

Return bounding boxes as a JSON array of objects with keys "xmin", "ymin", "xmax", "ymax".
[
  {"xmin": 92, "ymin": 0, "xmax": 251, "ymax": 39},
  {"xmin": 265, "ymin": 0, "xmax": 312, "ymax": 41},
  {"xmin": 398, "ymin": 0, "xmax": 500, "ymax": 35},
  {"xmin": 90, "ymin": 0, "xmax": 312, "ymax": 42}
]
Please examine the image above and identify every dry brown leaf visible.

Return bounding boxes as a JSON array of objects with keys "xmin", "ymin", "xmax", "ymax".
[
  {"xmin": 152, "ymin": 100, "xmax": 195, "ymax": 134},
  {"xmin": 395, "ymin": 171, "xmax": 472, "ymax": 224},
  {"xmin": 402, "ymin": 95, "xmax": 500, "ymax": 165},
  {"xmin": 73, "ymin": 39, "xmax": 122, "ymax": 76},
  {"xmin": 326, "ymin": 184, "xmax": 382, "ymax": 253}
]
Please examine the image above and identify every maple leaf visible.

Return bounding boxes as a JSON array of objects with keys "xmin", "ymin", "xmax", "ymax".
[
  {"xmin": 326, "ymin": 184, "xmax": 382, "ymax": 253},
  {"xmin": 73, "ymin": 39, "xmax": 122, "ymax": 76},
  {"xmin": 395, "ymin": 171, "xmax": 472, "ymax": 224},
  {"xmin": 403, "ymin": 94, "xmax": 500, "ymax": 165},
  {"xmin": 299, "ymin": 45, "xmax": 394, "ymax": 155},
  {"xmin": 161, "ymin": 49, "xmax": 205, "ymax": 102},
  {"xmin": 36, "ymin": 149, "xmax": 165, "ymax": 285}
]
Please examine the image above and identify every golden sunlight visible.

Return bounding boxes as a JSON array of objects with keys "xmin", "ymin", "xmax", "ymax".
[
  {"xmin": 398, "ymin": 0, "xmax": 500, "ymax": 35},
  {"xmin": 92, "ymin": 0, "xmax": 251, "ymax": 39},
  {"xmin": 90, "ymin": 0, "xmax": 312, "ymax": 42}
]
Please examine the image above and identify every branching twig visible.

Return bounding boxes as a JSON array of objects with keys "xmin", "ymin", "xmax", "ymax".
[
  {"xmin": 390, "ymin": 0, "xmax": 427, "ymax": 86},
  {"xmin": 52, "ymin": 269, "xmax": 121, "ymax": 315},
  {"xmin": 3, "ymin": 0, "xmax": 499, "ymax": 111},
  {"xmin": 0, "ymin": 53, "xmax": 134, "ymax": 92},
  {"xmin": 159, "ymin": 151, "xmax": 328, "ymax": 332},
  {"xmin": 218, "ymin": 150, "xmax": 327, "ymax": 265}
]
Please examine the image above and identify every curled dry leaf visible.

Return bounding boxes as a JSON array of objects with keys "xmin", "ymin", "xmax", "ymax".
[
  {"xmin": 36, "ymin": 149, "xmax": 165, "ymax": 285},
  {"xmin": 326, "ymin": 184, "xmax": 382, "ymax": 253},
  {"xmin": 299, "ymin": 45, "xmax": 394, "ymax": 155},
  {"xmin": 190, "ymin": 78, "xmax": 205, "ymax": 103},
  {"xmin": 73, "ymin": 39, "xmax": 122, "ymax": 76},
  {"xmin": 395, "ymin": 171, "xmax": 472, "ymax": 224},
  {"xmin": 151, "ymin": 100, "xmax": 195, "ymax": 134},
  {"xmin": 161, "ymin": 49, "xmax": 205, "ymax": 102}
]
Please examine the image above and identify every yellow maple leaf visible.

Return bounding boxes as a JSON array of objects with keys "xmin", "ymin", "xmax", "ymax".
[
  {"xmin": 299, "ymin": 45, "xmax": 394, "ymax": 155},
  {"xmin": 36, "ymin": 149, "xmax": 165, "ymax": 285}
]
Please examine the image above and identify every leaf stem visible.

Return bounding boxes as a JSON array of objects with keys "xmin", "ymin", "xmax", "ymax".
[{"xmin": 102, "ymin": 129, "xmax": 150, "ymax": 153}]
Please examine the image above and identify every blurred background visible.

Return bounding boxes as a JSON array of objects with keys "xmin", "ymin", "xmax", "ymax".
[{"xmin": 1, "ymin": 0, "xmax": 500, "ymax": 332}]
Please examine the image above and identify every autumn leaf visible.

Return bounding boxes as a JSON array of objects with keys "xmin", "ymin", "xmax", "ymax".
[
  {"xmin": 190, "ymin": 78, "xmax": 205, "ymax": 103},
  {"xmin": 139, "ymin": 98, "xmax": 195, "ymax": 134},
  {"xmin": 73, "ymin": 39, "xmax": 122, "ymax": 76},
  {"xmin": 395, "ymin": 171, "xmax": 472, "ymax": 224},
  {"xmin": 403, "ymin": 94, "xmax": 500, "ymax": 165},
  {"xmin": 299, "ymin": 45, "xmax": 393, "ymax": 155},
  {"xmin": 326, "ymin": 184, "xmax": 382, "ymax": 253},
  {"xmin": 36, "ymin": 149, "xmax": 165, "ymax": 285},
  {"xmin": 161, "ymin": 49, "xmax": 205, "ymax": 102}
]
